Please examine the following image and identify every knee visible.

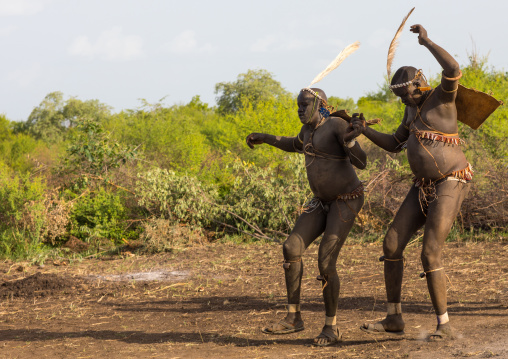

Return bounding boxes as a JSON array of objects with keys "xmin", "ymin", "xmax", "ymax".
[
  {"xmin": 283, "ymin": 234, "xmax": 304, "ymax": 260},
  {"xmin": 383, "ymin": 228, "xmax": 403, "ymax": 258},
  {"xmin": 318, "ymin": 243, "xmax": 340, "ymax": 275},
  {"xmin": 420, "ymin": 245, "xmax": 442, "ymax": 269},
  {"xmin": 318, "ymin": 259, "xmax": 337, "ymax": 276}
]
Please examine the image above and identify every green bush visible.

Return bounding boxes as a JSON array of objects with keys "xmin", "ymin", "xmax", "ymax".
[
  {"xmin": 0, "ymin": 115, "xmax": 41, "ymax": 173},
  {"xmin": 136, "ymin": 167, "xmax": 220, "ymax": 227},
  {"xmin": 106, "ymin": 98, "xmax": 213, "ymax": 173},
  {"xmin": 0, "ymin": 163, "xmax": 48, "ymax": 258},
  {"xmin": 67, "ymin": 187, "xmax": 130, "ymax": 243},
  {"xmin": 63, "ymin": 117, "xmax": 137, "ymax": 177},
  {"xmin": 219, "ymin": 156, "xmax": 310, "ymax": 237}
]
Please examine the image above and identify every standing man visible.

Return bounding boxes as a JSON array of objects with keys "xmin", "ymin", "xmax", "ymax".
[
  {"xmin": 246, "ymin": 87, "xmax": 366, "ymax": 346},
  {"xmin": 355, "ymin": 24, "xmax": 471, "ymax": 340}
]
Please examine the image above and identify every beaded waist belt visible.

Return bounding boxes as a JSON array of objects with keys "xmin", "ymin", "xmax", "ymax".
[
  {"xmin": 411, "ymin": 129, "xmax": 465, "ymax": 145},
  {"xmin": 336, "ymin": 182, "xmax": 364, "ymax": 201},
  {"xmin": 414, "ymin": 163, "xmax": 473, "ymax": 188},
  {"xmin": 303, "ymin": 183, "xmax": 364, "ymax": 213}
]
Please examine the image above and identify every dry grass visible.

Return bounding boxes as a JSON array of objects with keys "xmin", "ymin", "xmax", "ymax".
[{"xmin": 140, "ymin": 219, "xmax": 208, "ymax": 253}]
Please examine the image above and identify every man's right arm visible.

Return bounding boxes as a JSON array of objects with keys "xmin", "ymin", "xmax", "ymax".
[
  {"xmin": 246, "ymin": 130, "xmax": 303, "ymax": 152},
  {"xmin": 363, "ymin": 123, "xmax": 409, "ymax": 153}
]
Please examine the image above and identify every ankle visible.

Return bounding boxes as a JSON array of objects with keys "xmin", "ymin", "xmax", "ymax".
[
  {"xmin": 288, "ymin": 304, "xmax": 300, "ymax": 313},
  {"xmin": 387, "ymin": 302, "xmax": 402, "ymax": 315},
  {"xmin": 324, "ymin": 315, "xmax": 337, "ymax": 326},
  {"xmin": 437, "ymin": 312, "xmax": 449, "ymax": 325},
  {"xmin": 285, "ymin": 311, "xmax": 301, "ymax": 323}
]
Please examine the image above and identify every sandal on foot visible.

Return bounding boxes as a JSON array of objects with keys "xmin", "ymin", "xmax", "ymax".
[
  {"xmin": 262, "ymin": 319, "xmax": 304, "ymax": 335},
  {"xmin": 428, "ymin": 323, "xmax": 455, "ymax": 341},
  {"xmin": 313, "ymin": 327, "xmax": 343, "ymax": 347},
  {"xmin": 360, "ymin": 322, "xmax": 405, "ymax": 336}
]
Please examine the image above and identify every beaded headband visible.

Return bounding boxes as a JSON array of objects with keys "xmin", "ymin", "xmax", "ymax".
[
  {"xmin": 301, "ymin": 87, "xmax": 324, "ymax": 101},
  {"xmin": 301, "ymin": 87, "xmax": 332, "ymax": 117},
  {"xmin": 389, "ymin": 69, "xmax": 424, "ymax": 89},
  {"xmin": 297, "ymin": 42, "xmax": 360, "ymax": 118}
]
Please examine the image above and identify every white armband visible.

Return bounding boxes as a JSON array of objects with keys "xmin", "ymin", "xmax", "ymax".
[{"xmin": 345, "ymin": 139, "xmax": 356, "ymax": 148}]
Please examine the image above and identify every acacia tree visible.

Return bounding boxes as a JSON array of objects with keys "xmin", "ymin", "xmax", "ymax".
[{"xmin": 214, "ymin": 69, "xmax": 290, "ymax": 114}]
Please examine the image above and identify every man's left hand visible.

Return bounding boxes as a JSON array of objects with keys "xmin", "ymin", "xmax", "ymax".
[{"xmin": 344, "ymin": 113, "xmax": 366, "ymax": 142}]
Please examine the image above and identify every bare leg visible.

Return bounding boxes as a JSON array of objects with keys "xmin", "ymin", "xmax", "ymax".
[
  {"xmin": 361, "ymin": 185, "xmax": 426, "ymax": 333},
  {"xmin": 314, "ymin": 196, "xmax": 363, "ymax": 345},
  {"xmin": 263, "ymin": 207, "xmax": 326, "ymax": 334},
  {"xmin": 422, "ymin": 180, "xmax": 469, "ymax": 339},
  {"xmin": 383, "ymin": 186, "xmax": 426, "ymax": 301}
]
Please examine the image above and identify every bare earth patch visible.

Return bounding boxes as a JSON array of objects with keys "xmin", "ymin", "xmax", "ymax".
[{"xmin": 0, "ymin": 240, "xmax": 507, "ymax": 358}]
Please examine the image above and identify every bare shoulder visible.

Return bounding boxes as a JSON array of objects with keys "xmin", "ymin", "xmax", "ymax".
[
  {"xmin": 327, "ymin": 116, "xmax": 349, "ymax": 133},
  {"xmin": 300, "ymin": 124, "xmax": 311, "ymax": 136}
]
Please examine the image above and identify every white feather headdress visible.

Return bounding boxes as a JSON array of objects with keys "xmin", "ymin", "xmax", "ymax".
[
  {"xmin": 387, "ymin": 7, "xmax": 415, "ymax": 79},
  {"xmin": 307, "ymin": 41, "xmax": 361, "ymax": 88}
]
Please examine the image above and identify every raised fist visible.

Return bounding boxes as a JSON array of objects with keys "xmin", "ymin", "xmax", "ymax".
[{"xmin": 410, "ymin": 24, "xmax": 428, "ymax": 45}]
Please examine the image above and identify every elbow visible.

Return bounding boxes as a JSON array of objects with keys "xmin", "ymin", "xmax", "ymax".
[
  {"xmin": 354, "ymin": 159, "xmax": 367, "ymax": 170},
  {"xmin": 387, "ymin": 143, "xmax": 404, "ymax": 153},
  {"xmin": 445, "ymin": 63, "xmax": 461, "ymax": 78}
]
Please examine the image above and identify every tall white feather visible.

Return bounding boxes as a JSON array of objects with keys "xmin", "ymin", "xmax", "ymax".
[
  {"xmin": 387, "ymin": 7, "xmax": 415, "ymax": 79},
  {"xmin": 308, "ymin": 41, "xmax": 360, "ymax": 87}
]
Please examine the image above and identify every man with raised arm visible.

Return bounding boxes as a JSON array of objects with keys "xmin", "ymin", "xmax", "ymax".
[
  {"xmin": 354, "ymin": 24, "xmax": 471, "ymax": 340},
  {"xmin": 246, "ymin": 87, "xmax": 366, "ymax": 346}
]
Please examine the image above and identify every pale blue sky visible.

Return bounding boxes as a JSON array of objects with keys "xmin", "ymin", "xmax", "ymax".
[{"xmin": 1, "ymin": 0, "xmax": 506, "ymax": 121}]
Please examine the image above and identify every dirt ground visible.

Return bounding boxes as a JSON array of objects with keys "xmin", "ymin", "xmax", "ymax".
[{"xmin": 0, "ymin": 240, "xmax": 507, "ymax": 359}]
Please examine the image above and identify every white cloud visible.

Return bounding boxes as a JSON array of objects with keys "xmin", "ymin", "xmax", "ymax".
[
  {"xmin": 164, "ymin": 30, "xmax": 213, "ymax": 54},
  {"xmin": 7, "ymin": 63, "xmax": 41, "ymax": 88},
  {"xmin": 0, "ymin": 0, "xmax": 47, "ymax": 16},
  {"xmin": 68, "ymin": 27, "xmax": 143, "ymax": 61}
]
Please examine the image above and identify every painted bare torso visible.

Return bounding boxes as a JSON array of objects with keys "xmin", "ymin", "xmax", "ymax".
[
  {"xmin": 300, "ymin": 116, "xmax": 362, "ymax": 201},
  {"xmin": 403, "ymin": 89, "xmax": 468, "ymax": 180}
]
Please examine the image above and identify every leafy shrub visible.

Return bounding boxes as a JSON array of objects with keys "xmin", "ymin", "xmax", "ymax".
[
  {"xmin": 63, "ymin": 117, "xmax": 137, "ymax": 177},
  {"xmin": 106, "ymin": 99, "xmax": 212, "ymax": 173},
  {"xmin": 0, "ymin": 163, "xmax": 47, "ymax": 228},
  {"xmin": 0, "ymin": 115, "xmax": 41, "ymax": 173},
  {"xmin": 206, "ymin": 95, "xmax": 300, "ymax": 168},
  {"xmin": 136, "ymin": 157, "xmax": 310, "ymax": 241},
  {"xmin": 68, "ymin": 187, "xmax": 129, "ymax": 243},
  {"xmin": 136, "ymin": 168, "xmax": 219, "ymax": 227},
  {"xmin": 219, "ymin": 156, "xmax": 310, "ymax": 238},
  {"xmin": 0, "ymin": 163, "xmax": 48, "ymax": 258}
]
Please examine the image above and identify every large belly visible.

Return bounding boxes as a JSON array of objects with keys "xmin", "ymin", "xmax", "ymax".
[
  {"xmin": 406, "ymin": 135, "xmax": 468, "ymax": 180},
  {"xmin": 305, "ymin": 158, "xmax": 361, "ymax": 201}
]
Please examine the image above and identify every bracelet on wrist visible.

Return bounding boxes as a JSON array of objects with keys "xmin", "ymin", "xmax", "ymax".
[{"xmin": 345, "ymin": 139, "xmax": 356, "ymax": 148}]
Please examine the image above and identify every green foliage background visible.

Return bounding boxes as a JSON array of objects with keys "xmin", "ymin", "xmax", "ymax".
[{"xmin": 0, "ymin": 60, "xmax": 506, "ymax": 260}]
